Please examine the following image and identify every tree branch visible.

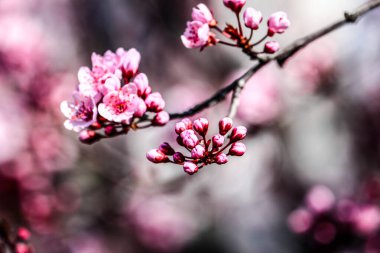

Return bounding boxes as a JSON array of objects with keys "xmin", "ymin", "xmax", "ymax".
[{"xmin": 169, "ymin": 0, "xmax": 380, "ymax": 120}]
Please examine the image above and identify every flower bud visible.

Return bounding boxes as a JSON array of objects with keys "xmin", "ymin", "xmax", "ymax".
[
  {"xmin": 133, "ymin": 73, "xmax": 150, "ymax": 97},
  {"xmin": 243, "ymin": 8, "xmax": 263, "ymax": 30},
  {"xmin": 192, "ymin": 4, "xmax": 215, "ymax": 25},
  {"xmin": 146, "ymin": 149, "xmax": 169, "ymax": 163},
  {"xmin": 228, "ymin": 142, "xmax": 246, "ymax": 156},
  {"xmin": 175, "ymin": 118, "xmax": 192, "ymax": 134},
  {"xmin": 123, "ymin": 48, "xmax": 141, "ymax": 79},
  {"xmin": 223, "ymin": 0, "xmax": 246, "ymax": 13},
  {"xmin": 219, "ymin": 117, "xmax": 233, "ymax": 135},
  {"xmin": 104, "ymin": 125, "xmax": 117, "ymax": 136},
  {"xmin": 193, "ymin": 118, "xmax": 209, "ymax": 136},
  {"xmin": 79, "ymin": 130, "xmax": 101, "ymax": 144},
  {"xmin": 230, "ymin": 126, "xmax": 247, "ymax": 142},
  {"xmin": 212, "ymin": 134, "xmax": 225, "ymax": 148},
  {"xmin": 173, "ymin": 152, "xmax": 185, "ymax": 164},
  {"xmin": 152, "ymin": 111, "xmax": 170, "ymax": 126},
  {"xmin": 145, "ymin": 92, "xmax": 165, "ymax": 112},
  {"xmin": 159, "ymin": 142, "xmax": 175, "ymax": 155},
  {"xmin": 191, "ymin": 145, "xmax": 206, "ymax": 159},
  {"xmin": 215, "ymin": 153, "xmax": 228, "ymax": 164},
  {"xmin": 264, "ymin": 41, "xmax": 280, "ymax": 54},
  {"xmin": 180, "ymin": 129, "xmax": 199, "ymax": 149},
  {"xmin": 267, "ymin": 11, "xmax": 290, "ymax": 36},
  {"xmin": 134, "ymin": 98, "xmax": 147, "ymax": 117},
  {"xmin": 183, "ymin": 162, "xmax": 199, "ymax": 175}
]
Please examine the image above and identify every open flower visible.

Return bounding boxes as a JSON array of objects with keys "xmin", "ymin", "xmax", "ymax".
[
  {"xmin": 98, "ymin": 84, "xmax": 138, "ymax": 123},
  {"xmin": 60, "ymin": 91, "xmax": 97, "ymax": 132},
  {"xmin": 181, "ymin": 21, "xmax": 212, "ymax": 49},
  {"xmin": 192, "ymin": 3, "xmax": 215, "ymax": 25}
]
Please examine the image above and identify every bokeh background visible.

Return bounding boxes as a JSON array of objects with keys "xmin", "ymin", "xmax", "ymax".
[{"xmin": 1, "ymin": 0, "xmax": 380, "ymax": 252}]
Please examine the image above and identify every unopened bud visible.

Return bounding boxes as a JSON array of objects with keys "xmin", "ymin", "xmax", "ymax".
[
  {"xmin": 219, "ymin": 117, "xmax": 233, "ymax": 135},
  {"xmin": 264, "ymin": 41, "xmax": 280, "ymax": 54},
  {"xmin": 159, "ymin": 142, "xmax": 175, "ymax": 155},
  {"xmin": 228, "ymin": 142, "xmax": 246, "ymax": 156},
  {"xmin": 230, "ymin": 126, "xmax": 247, "ymax": 142},
  {"xmin": 153, "ymin": 111, "xmax": 170, "ymax": 126},
  {"xmin": 193, "ymin": 118, "xmax": 209, "ymax": 136},
  {"xmin": 215, "ymin": 153, "xmax": 228, "ymax": 164},
  {"xmin": 173, "ymin": 152, "xmax": 185, "ymax": 164},
  {"xmin": 146, "ymin": 149, "xmax": 169, "ymax": 163},
  {"xmin": 183, "ymin": 162, "xmax": 199, "ymax": 175},
  {"xmin": 79, "ymin": 130, "xmax": 101, "ymax": 144},
  {"xmin": 212, "ymin": 134, "xmax": 225, "ymax": 148},
  {"xmin": 191, "ymin": 145, "xmax": 206, "ymax": 159}
]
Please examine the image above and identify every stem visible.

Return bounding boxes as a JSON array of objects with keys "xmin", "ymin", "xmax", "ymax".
[
  {"xmin": 219, "ymin": 41, "xmax": 238, "ymax": 47},
  {"xmin": 236, "ymin": 12, "xmax": 243, "ymax": 36},
  {"xmin": 248, "ymin": 29, "xmax": 254, "ymax": 42},
  {"xmin": 252, "ymin": 34, "xmax": 268, "ymax": 46}
]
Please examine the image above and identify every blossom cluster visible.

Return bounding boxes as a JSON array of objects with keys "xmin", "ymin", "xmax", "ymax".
[
  {"xmin": 146, "ymin": 117, "xmax": 247, "ymax": 175},
  {"xmin": 182, "ymin": 1, "xmax": 290, "ymax": 56},
  {"xmin": 61, "ymin": 48, "xmax": 169, "ymax": 144},
  {"xmin": 288, "ymin": 185, "xmax": 380, "ymax": 250}
]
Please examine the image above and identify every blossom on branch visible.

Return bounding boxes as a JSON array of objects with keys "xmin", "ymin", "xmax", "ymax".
[
  {"xmin": 146, "ymin": 117, "xmax": 247, "ymax": 175},
  {"xmin": 60, "ymin": 48, "xmax": 169, "ymax": 144}
]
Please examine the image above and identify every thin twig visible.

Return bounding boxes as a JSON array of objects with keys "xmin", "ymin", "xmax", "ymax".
[{"xmin": 169, "ymin": 0, "xmax": 380, "ymax": 120}]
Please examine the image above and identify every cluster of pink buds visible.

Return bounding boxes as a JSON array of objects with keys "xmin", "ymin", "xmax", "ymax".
[
  {"xmin": 181, "ymin": 1, "xmax": 290, "ymax": 57},
  {"xmin": 60, "ymin": 48, "xmax": 169, "ymax": 144},
  {"xmin": 287, "ymin": 185, "xmax": 380, "ymax": 250},
  {"xmin": 146, "ymin": 117, "xmax": 247, "ymax": 175}
]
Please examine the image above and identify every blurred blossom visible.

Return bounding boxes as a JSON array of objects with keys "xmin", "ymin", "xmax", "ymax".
[
  {"xmin": 285, "ymin": 39, "xmax": 337, "ymax": 94},
  {"xmin": 237, "ymin": 66, "xmax": 282, "ymax": 125},
  {"xmin": 306, "ymin": 185, "xmax": 335, "ymax": 213},
  {"xmin": 127, "ymin": 195, "xmax": 197, "ymax": 252}
]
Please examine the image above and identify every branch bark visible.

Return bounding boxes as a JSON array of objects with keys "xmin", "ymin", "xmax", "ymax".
[{"xmin": 169, "ymin": 0, "xmax": 380, "ymax": 120}]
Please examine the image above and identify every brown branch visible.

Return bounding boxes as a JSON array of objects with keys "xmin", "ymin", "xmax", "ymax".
[{"xmin": 169, "ymin": 0, "xmax": 380, "ymax": 120}]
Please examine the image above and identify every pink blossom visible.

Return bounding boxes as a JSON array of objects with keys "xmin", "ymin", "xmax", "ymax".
[
  {"xmin": 133, "ymin": 98, "xmax": 147, "ymax": 117},
  {"xmin": 98, "ymin": 84, "xmax": 138, "ymax": 123},
  {"xmin": 17, "ymin": 228, "xmax": 31, "ymax": 241},
  {"xmin": 193, "ymin": 118, "xmax": 209, "ymax": 136},
  {"xmin": 287, "ymin": 208, "xmax": 313, "ymax": 234},
  {"xmin": 145, "ymin": 92, "xmax": 165, "ymax": 112},
  {"xmin": 243, "ymin": 7, "xmax": 263, "ymax": 30},
  {"xmin": 15, "ymin": 243, "xmax": 32, "ymax": 253},
  {"xmin": 122, "ymin": 48, "xmax": 141, "ymax": 78},
  {"xmin": 215, "ymin": 153, "xmax": 228, "ymax": 164},
  {"xmin": 183, "ymin": 162, "xmax": 198, "ymax": 175},
  {"xmin": 212, "ymin": 134, "xmax": 225, "ymax": 148},
  {"xmin": 306, "ymin": 185, "xmax": 335, "ymax": 213},
  {"xmin": 60, "ymin": 91, "xmax": 97, "ymax": 132},
  {"xmin": 267, "ymin": 11, "xmax": 290, "ymax": 36},
  {"xmin": 264, "ymin": 41, "xmax": 280, "ymax": 54},
  {"xmin": 219, "ymin": 117, "xmax": 233, "ymax": 135},
  {"xmin": 180, "ymin": 130, "xmax": 199, "ymax": 149},
  {"xmin": 153, "ymin": 111, "xmax": 170, "ymax": 126},
  {"xmin": 192, "ymin": 4, "xmax": 215, "ymax": 25},
  {"xmin": 133, "ymin": 73, "xmax": 151, "ymax": 97},
  {"xmin": 230, "ymin": 126, "xmax": 247, "ymax": 142},
  {"xmin": 223, "ymin": 0, "xmax": 246, "ymax": 13},
  {"xmin": 181, "ymin": 21, "xmax": 211, "ymax": 49},
  {"xmin": 175, "ymin": 118, "xmax": 193, "ymax": 134},
  {"xmin": 353, "ymin": 206, "xmax": 380, "ymax": 235},
  {"xmin": 228, "ymin": 142, "xmax": 246, "ymax": 156},
  {"xmin": 146, "ymin": 149, "xmax": 168, "ymax": 163},
  {"xmin": 191, "ymin": 145, "xmax": 206, "ymax": 159}
]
